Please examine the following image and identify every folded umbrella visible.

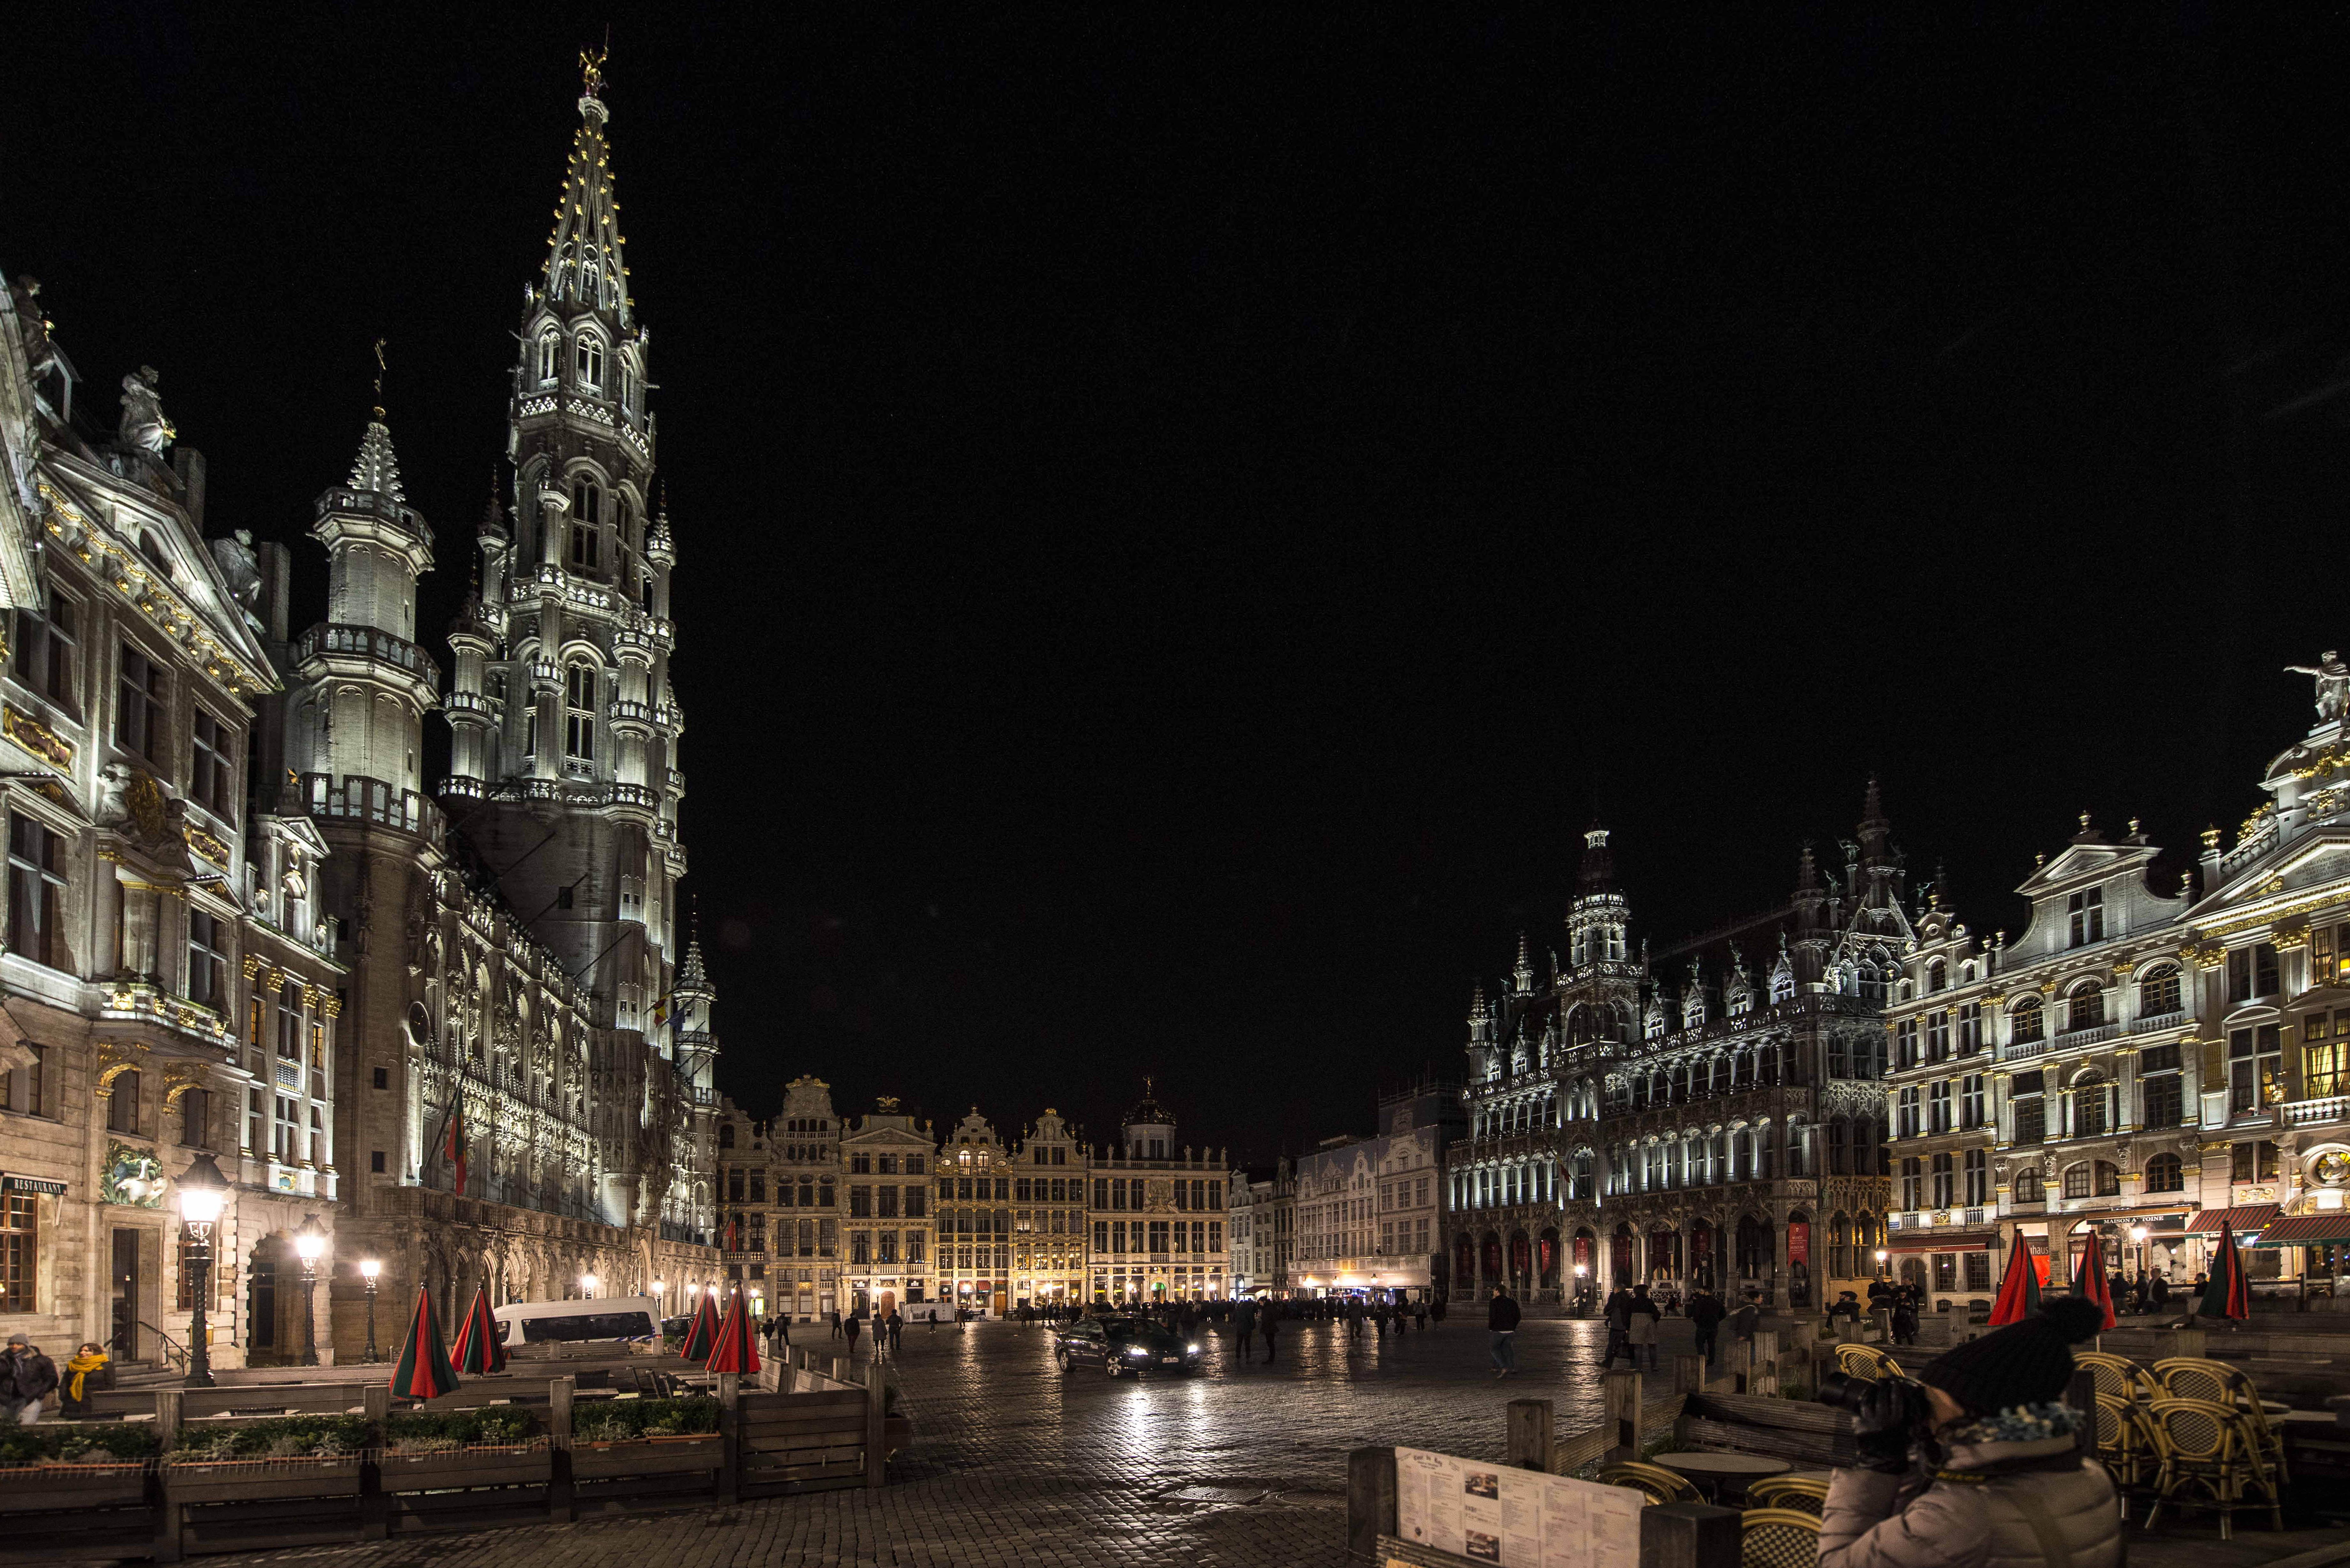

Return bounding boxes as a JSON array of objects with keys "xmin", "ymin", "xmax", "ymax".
[
  {"xmin": 2199, "ymin": 1222, "xmax": 2251, "ymax": 1321},
  {"xmin": 450, "ymin": 1282, "xmax": 509, "ymax": 1376},
  {"xmin": 680, "ymin": 1288, "xmax": 721, "ymax": 1364},
  {"xmin": 706, "ymin": 1288, "xmax": 761, "ymax": 1375},
  {"xmin": 390, "ymin": 1284, "xmax": 462, "ymax": 1400},
  {"xmin": 1988, "ymin": 1229, "xmax": 2042, "ymax": 1326},
  {"xmin": 2072, "ymin": 1231, "xmax": 2117, "ymax": 1332}
]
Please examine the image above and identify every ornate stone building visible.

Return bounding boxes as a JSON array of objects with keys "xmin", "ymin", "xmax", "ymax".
[
  {"xmin": 1009, "ymin": 1108, "xmax": 1085, "ymax": 1309},
  {"xmin": 1446, "ymin": 805, "xmax": 1896, "ymax": 1309},
  {"xmin": 1084, "ymin": 1084, "xmax": 1231, "ymax": 1304},
  {"xmin": 0, "ymin": 274, "xmax": 349, "ymax": 1367},
  {"xmin": 714, "ymin": 1076, "xmax": 842, "ymax": 1322},
  {"xmin": 840, "ymin": 1100, "xmax": 934, "ymax": 1317},
  {"xmin": 1289, "ymin": 1087, "xmax": 1458, "ymax": 1301},
  {"xmin": 255, "ymin": 58, "xmax": 716, "ymax": 1351}
]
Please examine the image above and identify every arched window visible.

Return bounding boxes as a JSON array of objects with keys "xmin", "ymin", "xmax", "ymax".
[
  {"xmin": 2094, "ymin": 1160, "xmax": 2121, "ymax": 1197},
  {"xmin": 1827, "ymin": 1117, "xmax": 1849, "ymax": 1175},
  {"xmin": 2066, "ymin": 982, "xmax": 2104, "ymax": 1033},
  {"xmin": 2139, "ymin": 966, "xmax": 2181, "ymax": 1018},
  {"xmin": 621, "ymin": 360, "xmax": 641, "ymax": 416},
  {"xmin": 2144, "ymin": 1152, "xmax": 2183, "ymax": 1192},
  {"xmin": 1927, "ymin": 961, "xmax": 1946, "ymax": 995},
  {"xmin": 2013, "ymin": 1168, "xmax": 2044, "ymax": 1203},
  {"xmin": 2061, "ymin": 1162, "xmax": 2091, "ymax": 1200},
  {"xmin": 537, "ymin": 330, "xmax": 559, "ymax": 385},
  {"xmin": 571, "ymin": 479, "xmax": 601, "ymax": 525},
  {"xmin": 563, "ymin": 663, "xmax": 597, "ymax": 775},
  {"xmin": 575, "ymin": 334, "xmax": 604, "ymax": 391},
  {"xmin": 2011, "ymin": 996, "xmax": 2045, "ymax": 1044},
  {"xmin": 582, "ymin": 261, "xmax": 601, "ymax": 305}
]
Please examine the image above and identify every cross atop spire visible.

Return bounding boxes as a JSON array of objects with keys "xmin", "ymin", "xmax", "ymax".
[{"xmin": 542, "ymin": 54, "xmax": 632, "ymax": 326}]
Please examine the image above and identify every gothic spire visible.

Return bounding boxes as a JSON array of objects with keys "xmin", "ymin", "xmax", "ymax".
[
  {"xmin": 345, "ymin": 418, "xmax": 405, "ymax": 503},
  {"xmin": 541, "ymin": 47, "xmax": 633, "ymax": 328}
]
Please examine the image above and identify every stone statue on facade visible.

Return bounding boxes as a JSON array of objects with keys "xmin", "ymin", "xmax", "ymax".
[
  {"xmin": 208, "ymin": 528, "xmax": 263, "ymax": 621},
  {"xmin": 117, "ymin": 366, "xmax": 175, "ymax": 456},
  {"xmin": 2287, "ymin": 651, "xmax": 2350, "ymax": 725}
]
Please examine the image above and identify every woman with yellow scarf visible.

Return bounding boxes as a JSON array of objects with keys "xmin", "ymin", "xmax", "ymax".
[{"xmin": 59, "ymin": 1342, "xmax": 111, "ymax": 1417}]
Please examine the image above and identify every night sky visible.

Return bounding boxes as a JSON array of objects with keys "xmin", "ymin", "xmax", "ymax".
[{"xmin": 18, "ymin": 8, "xmax": 2350, "ymax": 1162}]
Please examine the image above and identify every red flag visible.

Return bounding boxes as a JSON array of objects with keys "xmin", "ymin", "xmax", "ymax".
[
  {"xmin": 706, "ymin": 1289, "xmax": 761, "ymax": 1375},
  {"xmin": 1988, "ymin": 1229, "xmax": 2043, "ymax": 1326},
  {"xmin": 2072, "ymin": 1230, "xmax": 2117, "ymax": 1331},
  {"xmin": 446, "ymin": 1097, "xmax": 467, "ymax": 1195}
]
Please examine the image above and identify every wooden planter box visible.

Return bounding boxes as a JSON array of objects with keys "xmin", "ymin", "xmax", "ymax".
[
  {"xmin": 0, "ymin": 1462, "xmax": 151, "ymax": 1509},
  {"xmin": 163, "ymin": 1455, "xmax": 362, "ymax": 1503},
  {"xmin": 569, "ymin": 1434, "xmax": 724, "ymax": 1479},
  {"xmin": 379, "ymin": 1445, "xmax": 553, "ymax": 1492}
]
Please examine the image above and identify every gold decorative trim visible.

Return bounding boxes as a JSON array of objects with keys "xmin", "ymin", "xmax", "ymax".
[
  {"xmin": 2, "ymin": 704, "xmax": 72, "ymax": 769},
  {"xmin": 183, "ymin": 822, "xmax": 230, "ymax": 867}
]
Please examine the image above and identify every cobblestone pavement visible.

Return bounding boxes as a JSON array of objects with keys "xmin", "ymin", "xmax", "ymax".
[{"xmin": 194, "ymin": 1315, "xmax": 1637, "ymax": 1568}]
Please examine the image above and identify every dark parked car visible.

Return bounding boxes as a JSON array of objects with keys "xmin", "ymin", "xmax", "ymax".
[{"xmin": 1053, "ymin": 1315, "xmax": 1203, "ymax": 1377}]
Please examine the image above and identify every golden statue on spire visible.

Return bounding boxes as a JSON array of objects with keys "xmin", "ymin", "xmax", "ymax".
[
  {"xmin": 371, "ymin": 337, "xmax": 388, "ymax": 418},
  {"xmin": 579, "ymin": 42, "xmax": 606, "ymax": 100}
]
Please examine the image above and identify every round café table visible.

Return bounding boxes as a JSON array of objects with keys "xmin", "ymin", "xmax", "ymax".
[{"xmin": 1654, "ymin": 1450, "xmax": 1791, "ymax": 1503}]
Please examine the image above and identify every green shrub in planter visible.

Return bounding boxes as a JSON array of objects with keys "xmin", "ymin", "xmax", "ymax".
[
  {"xmin": 0, "ymin": 1422, "xmax": 163, "ymax": 1466},
  {"xmin": 384, "ymin": 1407, "xmax": 540, "ymax": 1453},
  {"xmin": 171, "ymin": 1414, "xmax": 370, "ymax": 1461},
  {"xmin": 571, "ymin": 1395, "xmax": 717, "ymax": 1443}
]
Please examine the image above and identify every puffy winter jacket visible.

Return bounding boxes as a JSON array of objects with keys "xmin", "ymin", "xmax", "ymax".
[{"xmin": 1821, "ymin": 1436, "xmax": 2121, "ymax": 1568}]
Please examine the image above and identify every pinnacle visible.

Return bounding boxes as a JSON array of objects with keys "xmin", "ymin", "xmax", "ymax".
[{"xmin": 346, "ymin": 418, "xmax": 405, "ymax": 504}]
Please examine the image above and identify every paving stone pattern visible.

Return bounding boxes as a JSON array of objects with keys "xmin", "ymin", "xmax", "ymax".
[{"xmin": 197, "ymin": 1315, "xmax": 1636, "ymax": 1568}]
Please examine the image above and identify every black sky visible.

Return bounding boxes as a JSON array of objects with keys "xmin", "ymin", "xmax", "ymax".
[{"xmin": 17, "ymin": 7, "xmax": 2350, "ymax": 1162}]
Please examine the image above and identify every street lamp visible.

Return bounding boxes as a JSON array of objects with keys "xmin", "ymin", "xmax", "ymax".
[
  {"xmin": 1874, "ymin": 1248, "xmax": 1890, "ymax": 1281},
  {"xmin": 580, "ymin": 1272, "xmax": 598, "ymax": 1299},
  {"xmin": 359, "ymin": 1260, "xmax": 382, "ymax": 1362},
  {"xmin": 2129, "ymin": 1225, "xmax": 2149, "ymax": 1290},
  {"xmin": 293, "ymin": 1213, "xmax": 328, "ymax": 1367},
  {"xmin": 174, "ymin": 1152, "xmax": 229, "ymax": 1389}
]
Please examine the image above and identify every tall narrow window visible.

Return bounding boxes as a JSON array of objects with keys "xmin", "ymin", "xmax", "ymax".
[
  {"xmin": 187, "ymin": 908, "xmax": 226, "ymax": 1010},
  {"xmin": 2139, "ymin": 966, "xmax": 2181, "ymax": 1019},
  {"xmin": 2067, "ymin": 886, "xmax": 2105, "ymax": 947},
  {"xmin": 575, "ymin": 335, "xmax": 604, "ymax": 391},
  {"xmin": 570, "ymin": 521, "xmax": 601, "ymax": 572},
  {"xmin": 277, "ymin": 987, "xmax": 303, "ymax": 1063},
  {"xmin": 0, "ymin": 1042, "xmax": 45, "ymax": 1116},
  {"xmin": 1963, "ymin": 1148, "xmax": 1989, "ymax": 1206},
  {"xmin": 13, "ymin": 587, "xmax": 78, "ymax": 712},
  {"xmin": 108, "ymin": 1069, "xmax": 141, "ymax": 1134},
  {"xmin": 7, "ymin": 816, "xmax": 66, "ymax": 969},
  {"xmin": 1957, "ymin": 1002, "xmax": 1982, "ymax": 1056},
  {"xmin": 115, "ymin": 645, "xmax": 166, "ymax": 761},
  {"xmin": 178, "ymin": 1086, "xmax": 212, "ymax": 1149},
  {"xmin": 2066, "ymin": 983, "xmax": 2104, "ymax": 1033},
  {"xmin": 2230, "ymin": 1026, "xmax": 2282, "ymax": 1113},
  {"xmin": 564, "ymin": 665, "xmax": 596, "ymax": 776},
  {"xmin": 191, "ymin": 710, "xmax": 235, "ymax": 819},
  {"xmin": 0, "ymin": 1191, "xmax": 34, "ymax": 1311},
  {"xmin": 537, "ymin": 330, "xmax": 559, "ymax": 385}
]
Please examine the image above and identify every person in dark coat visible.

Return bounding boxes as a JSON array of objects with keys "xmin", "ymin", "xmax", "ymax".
[
  {"xmin": 843, "ymin": 1310, "xmax": 863, "ymax": 1357},
  {"xmin": 1, "ymin": 1332, "xmax": 58, "ymax": 1424},
  {"xmin": 57, "ymin": 1342, "xmax": 111, "ymax": 1418},
  {"xmin": 1260, "ymin": 1301, "xmax": 1280, "ymax": 1363},
  {"xmin": 1488, "ymin": 1286, "xmax": 1522, "ymax": 1377},
  {"xmin": 1601, "ymin": 1285, "xmax": 1633, "ymax": 1368},
  {"xmin": 830, "ymin": 1308, "xmax": 843, "ymax": 1339},
  {"xmin": 1891, "ymin": 1291, "xmax": 1920, "ymax": 1346},
  {"xmin": 1687, "ymin": 1286, "xmax": 1726, "ymax": 1365}
]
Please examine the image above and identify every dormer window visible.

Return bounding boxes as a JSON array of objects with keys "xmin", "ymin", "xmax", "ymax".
[
  {"xmin": 575, "ymin": 334, "xmax": 604, "ymax": 392},
  {"xmin": 2067, "ymin": 886, "xmax": 2104, "ymax": 948}
]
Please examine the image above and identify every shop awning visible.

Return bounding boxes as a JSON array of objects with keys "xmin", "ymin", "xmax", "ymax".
[
  {"xmin": 2184, "ymin": 1204, "xmax": 2279, "ymax": 1235},
  {"xmin": 1888, "ymin": 1229, "xmax": 1998, "ymax": 1253},
  {"xmin": 2250, "ymin": 1215, "xmax": 2350, "ymax": 1248},
  {"xmin": 0, "ymin": 1173, "xmax": 67, "ymax": 1195}
]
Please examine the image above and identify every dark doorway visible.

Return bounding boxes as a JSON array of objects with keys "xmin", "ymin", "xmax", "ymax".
[
  {"xmin": 249, "ymin": 1237, "xmax": 281, "ymax": 1353},
  {"xmin": 110, "ymin": 1229, "xmax": 140, "ymax": 1361}
]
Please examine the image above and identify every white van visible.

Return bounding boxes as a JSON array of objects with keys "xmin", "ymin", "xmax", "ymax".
[{"xmin": 491, "ymin": 1295, "xmax": 662, "ymax": 1345}]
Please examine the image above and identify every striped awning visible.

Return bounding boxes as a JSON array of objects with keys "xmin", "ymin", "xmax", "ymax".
[
  {"xmin": 2251, "ymin": 1214, "xmax": 2350, "ymax": 1248},
  {"xmin": 2183, "ymin": 1204, "xmax": 2279, "ymax": 1235},
  {"xmin": 1889, "ymin": 1229, "xmax": 1998, "ymax": 1253}
]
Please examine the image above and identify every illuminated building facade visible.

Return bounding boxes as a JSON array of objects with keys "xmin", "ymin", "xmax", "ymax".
[
  {"xmin": 1085, "ymin": 1083, "xmax": 1231, "ymax": 1303},
  {"xmin": 1291, "ymin": 1088, "xmax": 1458, "ymax": 1299},
  {"xmin": 1009, "ymin": 1107, "xmax": 1086, "ymax": 1308},
  {"xmin": 840, "ymin": 1098, "xmax": 934, "ymax": 1316},
  {"xmin": 713, "ymin": 1076, "xmax": 844, "ymax": 1321}
]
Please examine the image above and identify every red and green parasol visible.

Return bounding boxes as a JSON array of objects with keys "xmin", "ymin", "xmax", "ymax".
[
  {"xmin": 450, "ymin": 1282, "xmax": 509, "ymax": 1376},
  {"xmin": 705, "ymin": 1288, "xmax": 761, "ymax": 1375},
  {"xmin": 2199, "ymin": 1222, "xmax": 2252, "ymax": 1321},
  {"xmin": 680, "ymin": 1288, "xmax": 722, "ymax": 1363},
  {"xmin": 389, "ymin": 1284, "xmax": 462, "ymax": 1400},
  {"xmin": 1988, "ymin": 1228, "xmax": 2042, "ymax": 1326},
  {"xmin": 2072, "ymin": 1230, "xmax": 2117, "ymax": 1331}
]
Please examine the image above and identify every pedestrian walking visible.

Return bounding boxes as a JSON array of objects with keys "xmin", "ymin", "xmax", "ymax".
[
  {"xmin": 1414, "ymin": 1302, "xmax": 1428, "ymax": 1331},
  {"xmin": 1688, "ymin": 1286, "xmax": 1725, "ymax": 1366},
  {"xmin": 1261, "ymin": 1304, "xmax": 1280, "ymax": 1364},
  {"xmin": 1601, "ymin": 1285, "xmax": 1632, "ymax": 1368},
  {"xmin": 2, "ymin": 1332, "xmax": 58, "ymax": 1424},
  {"xmin": 844, "ymin": 1311, "xmax": 863, "ymax": 1358},
  {"xmin": 1891, "ymin": 1293, "xmax": 1919, "ymax": 1347},
  {"xmin": 1234, "ymin": 1299, "xmax": 1256, "ymax": 1361},
  {"xmin": 830, "ymin": 1309, "xmax": 842, "ymax": 1340},
  {"xmin": 1628, "ymin": 1283, "xmax": 1661, "ymax": 1371},
  {"xmin": 888, "ymin": 1307, "xmax": 904, "ymax": 1353},
  {"xmin": 1488, "ymin": 1285, "xmax": 1521, "ymax": 1377}
]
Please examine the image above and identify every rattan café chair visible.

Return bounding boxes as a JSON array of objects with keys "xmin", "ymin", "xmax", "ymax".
[
  {"xmin": 1740, "ymin": 1507, "xmax": 1824, "ymax": 1568},
  {"xmin": 1596, "ymin": 1460, "xmax": 1702, "ymax": 1507},
  {"xmin": 1831, "ymin": 1343, "xmax": 1903, "ymax": 1383},
  {"xmin": 2075, "ymin": 1350, "xmax": 2159, "ymax": 1406},
  {"xmin": 2151, "ymin": 1357, "xmax": 2287, "ymax": 1482},
  {"xmin": 1744, "ymin": 1474, "xmax": 1830, "ymax": 1516},
  {"xmin": 2092, "ymin": 1392, "xmax": 2164, "ymax": 1520},
  {"xmin": 2142, "ymin": 1396, "xmax": 2284, "ymax": 1541}
]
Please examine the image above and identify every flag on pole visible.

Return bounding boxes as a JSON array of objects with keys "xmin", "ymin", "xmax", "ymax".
[
  {"xmin": 451, "ymin": 1282, "xmax": 509, "ymax": 1376},
  {"xmin": 1988, "ymin": 1229, "xmax": 2042, "ymax": 1325},
  {"xmin": 680, "ymin": 1288, "xmax": 721, "ymax": 1363},
  {"xmin": 2199, "ymin": 1223, "xmax": 2252, "ymax": 1320},
  {"xmin": 445, "ymin": 1096, "xmax": 468, "ymax": 1195},
  {"xmin": 2072, "ymin": 1229, "xmax": 2117, "ymax": 1331},
  {"xmin": 390, "ymin": 1285, "xmax": 462, "ymax": 1400},
  {"xmin": 706, "ymin": 1289, "xmax": 760, "ymax": 1375}
]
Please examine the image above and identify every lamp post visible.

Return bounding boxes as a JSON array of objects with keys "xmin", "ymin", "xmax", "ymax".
[
  {"xmin": 1874, "ymin": 1248, "xmax": 1890, "ymax": 1279},
  {"xmin": 580, "ymin": 1272, "xmax": 597, "ymax": 1300},
  {"xmin": 359, "ymin": 1260, "xmax": 382, "ymax": 1362},
  {"xmin": 294, "ymin": 1213, "xmax": 328, "ymax": 1367},
  {"xmin": 174, "ymin": 1152, "xmax": 229, "ymax": 1389},
  {"xmin": 2129, "ymin": 1224, "xmax": 2149, "ymax": 1296}
]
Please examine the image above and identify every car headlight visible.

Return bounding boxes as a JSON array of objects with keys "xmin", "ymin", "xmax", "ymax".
[{"xmin": 1128, "ymin": 1346, "xmax": 1150, "ymax": 1358}]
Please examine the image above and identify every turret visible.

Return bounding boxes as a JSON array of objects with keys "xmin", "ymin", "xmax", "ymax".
[{"xmin": 1568, "ymin": 825, "xmax": 1628, "ymax": 971}]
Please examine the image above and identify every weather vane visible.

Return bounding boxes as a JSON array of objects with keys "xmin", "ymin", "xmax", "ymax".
[{"xmin": 371, "ymin": 337, "xmax": 387, "ymax": 417}]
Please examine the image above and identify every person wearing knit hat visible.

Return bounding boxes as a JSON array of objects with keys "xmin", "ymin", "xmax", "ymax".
[{"xmin": 1820, "ymin": 1298, "xmax": 2121, "ymax": 1568}]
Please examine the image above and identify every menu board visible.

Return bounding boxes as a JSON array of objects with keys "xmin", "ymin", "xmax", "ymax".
[{"xmin": 1394, "ymin": 1447, "xmax": 1644, "ymax": 1568}]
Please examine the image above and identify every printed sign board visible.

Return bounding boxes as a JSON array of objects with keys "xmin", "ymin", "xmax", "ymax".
[{"xmin": 1395, "ymin": 1446, "xmax": 1644, "ymax": 1568}]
